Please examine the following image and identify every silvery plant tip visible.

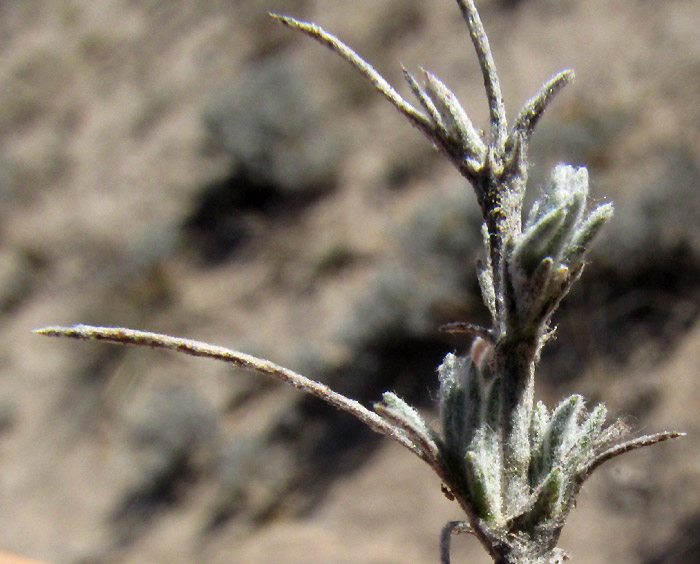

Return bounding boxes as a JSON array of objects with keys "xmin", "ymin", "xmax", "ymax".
[{"xmin": 35, "ymin": 1, "xmax": 683, "ymax": 563}]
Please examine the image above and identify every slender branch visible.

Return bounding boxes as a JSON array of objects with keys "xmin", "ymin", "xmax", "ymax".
[
  {"xmin": 34, "ymin": 324, "xmax": 428, "ymax": 460},
  {"xmin": 440, "ymin": 521, "xmax": 473, "ymax": 564},
  {"xmin": 439, "ymin": 321, "xmax": 494, "ymax": 342},
  {"xmin": 270, "ymin": 14, "xmax": 433, "ymax": 136},
  {"xmin": 578, "ymin": 431, "xmax": 685, "ymax": 484},
  {"xmin": 455, "ymin": 0, "xmax": 507, "ymax": 145}
]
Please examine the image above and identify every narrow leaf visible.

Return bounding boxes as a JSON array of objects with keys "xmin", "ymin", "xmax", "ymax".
[
  {"xmin": 511, "ymin": 69, "xmax": 575, "ymax": 144},
  {"xmin": 422, "ymin": 69, "xmax": 485, "ymax": 158},
  {"xmin": 35, "ymin": 325, "xmax": 429, "ymax": 460},
  {"xmin": 402, "ymin": 66, "xmax": 444, "ymax": 129},
  {"xmin": 375, "ymin": 392, "xmax": 438, "ymax": 458},
  {"xmin": 564, "ymin": 203, "xmax": 614, "ymax": 266},
  {"xmin": 270, "ymin": 14, "xmax": 432, "ymax": 135}
]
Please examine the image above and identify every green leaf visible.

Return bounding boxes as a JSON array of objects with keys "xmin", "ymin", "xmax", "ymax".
[
  {"xmin": 537, "ymin": 395, "xmax": 583, "ymax": 477},
  {"xmin": 439, "ymin": 354, "xmax": 482, "ymax": 457},
  {"xmin": 564, "ymin": 203, "xmax": 614, "ymax": 266},
  {"xmin": 376, "ymin": 391, "xmax": 431, "ymax": 437},
  {"xmin": 513, "ymin": 208, "xmax": 566, "ymax": 278}
]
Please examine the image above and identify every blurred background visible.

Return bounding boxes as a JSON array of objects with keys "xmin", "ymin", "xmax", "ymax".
[{"xmin": 1, "ymin": 0, "xmax": 699, "ymax": 563}]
